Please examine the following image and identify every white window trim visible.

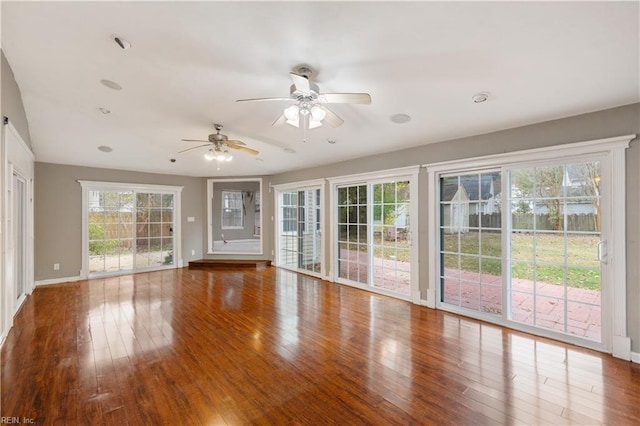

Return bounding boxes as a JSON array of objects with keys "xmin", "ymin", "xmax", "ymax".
[
  {"xmin": 273, "ymin": 179, "xmax": 327, "ymax": 280},
  {"xmin": 425, "ymin": 134, "xmax": 634, "ymax": 359},
  {"xmin": 328, "ymin": 166, "xmax": 421, "ymax": 302},
  {"xmin": 206, "ymin": 178, "xmax": 263, "ymax": 255},
  {"xmin": 78, "ymin": 180, "xmax": 184, "ymax": 278}
]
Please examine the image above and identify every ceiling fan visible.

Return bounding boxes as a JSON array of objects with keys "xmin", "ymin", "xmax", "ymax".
[
  {"xmin": 180, "ymin": 124, "xmax": 258, "ymax": 162},
  {"xmin": 237, "ymin": 66, "xmax": 371, "ymax": 129}
]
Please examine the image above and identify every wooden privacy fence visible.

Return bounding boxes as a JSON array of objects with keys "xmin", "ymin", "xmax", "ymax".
[{"xmin": 467, "ymin": 213, "xmax": 598, "ymax": 232}]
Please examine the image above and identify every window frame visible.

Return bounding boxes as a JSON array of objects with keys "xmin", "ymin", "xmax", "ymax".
[{"xmin": 220, "ymin": 190, "xmax": 244, "ymax": 230}]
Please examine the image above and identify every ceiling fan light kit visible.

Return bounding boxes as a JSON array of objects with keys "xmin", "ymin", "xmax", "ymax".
[
  {"xmin": 237, "ymin": 66, "xmax": 371, "ymax": 131},
  {"xmin": 179, "ymin": 124, "xmax": 258, "ymax": 162}
]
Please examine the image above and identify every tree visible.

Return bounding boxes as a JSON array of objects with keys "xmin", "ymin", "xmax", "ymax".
[
  {"xmin": 571, "ymin": 162, "xmax": 601, "ymax": 231},
  {"xmin": 512, "ymin": 166, "xmax": 564, "ymax": 231}
]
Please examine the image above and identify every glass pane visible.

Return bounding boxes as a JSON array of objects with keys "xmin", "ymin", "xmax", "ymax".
[
  {"xmin": 136, "ymin": 193, "xmax": 148, "ymax": 208},
  {"xmin": 460, "ymin": 255, "xmax": 479, "ymax": 276},
  {"xmin": 137, "ymin": 210, "xmax": 149, "ymax": 223},
  {"xmin": 567, "ymin": 267, "xmax": 600, "ymax": 292},
  {"xmin": 535, "ymin": 296, "xmax": 565, "ymax": 333},
  {"xmin": 372, "ymin": 184, "xmax": 382, "ymax": 204},
  {"xmin": 118, "ymin": 224, "xmax": 132, "ymax": 239},
  {"xmin": 480, "ymin": 231, "xmax": 501, "ymax": 257},
  {"xmin": 441, "ymin": 176, "xmax": 459, "ymax": 202},
  {"xmin": 511, "ymin": 233, "xmax": 533, "ymax": 262},
  {"xmin": 459, "ymin": 231, "xmax": 479, "ymax": 254},
  {"xmin": 149, "ymin": 224, "xmax": 162, "ymax": 238},
  {"xmin": 88, "ymin": 211, "xmax": 104, "ymax": 224},
  {"xmin": 89, "ymin": 223, "xmax": 105, "ymax": 240},
  {"xmin": 460, "ymin": 174, "xmax": 480, "ymax": 201},
  {"xmin": 460, "ymin": 281, "xmax": 480, "ymax": 310},
  {"xmin": 119, "ymin": 211, "xmax": 133, "ymax": 223},
  {"xmin": 566, "ymin": 208, "xmax": 598, "ymax": 232},
  {"xmin": 443, "ymin": 232, "xmax": 458, "ymax": 253},
  {"xmin": 150, "ymin": 209, "xmax": 162, "ymax": 222},
  {"xmin": 512, "ymin": 261, "xmax": 534, "ymax": 294},
  {"xmin": 566, "ymin": 302, "xmax": 600, "ymax": 341},
  {"xmin": 162, "ymin": 194, "xmax": 174, "ymax": 208},
  {"xmin": 358, "ymin": 185, "xmax": 367, "ymax": 204},
  {"xmin": 442, "ymin": 278, "xmax": 459, "ymax": 305},
  {"xmin": 480, "ymin": 258, "xmax": 501, "ymax": 286},
  {"xmin": 161, "ymin": 209, "xmax": 173, "ymax": 223},
  {"xmin": 137, "ymin": 223, "xmax": 149, "ymax": 238}
]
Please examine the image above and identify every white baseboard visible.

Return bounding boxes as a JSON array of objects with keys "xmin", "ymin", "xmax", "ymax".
[
  {"xmin": 35, "ymin": 275, "xmax": 83, "ymax": 286},
  {"xmin": 631, "ymin": 351, "xmax": 640, "ymax": 364}
]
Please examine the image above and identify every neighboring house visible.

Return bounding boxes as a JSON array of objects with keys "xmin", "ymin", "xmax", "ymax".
[{"xmin": 441, "ymin": 174, "xmax": 501, "ymax": 233}]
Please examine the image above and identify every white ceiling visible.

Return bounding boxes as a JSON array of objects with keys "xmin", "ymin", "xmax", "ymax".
[{"xmin": 2, "ymin": 1, "xmax": 638, "ymax": 177}]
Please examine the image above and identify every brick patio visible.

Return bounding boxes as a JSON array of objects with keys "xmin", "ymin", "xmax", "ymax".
[{"xmin": 339, "ymin": 249, "xmax": 601, "ymax": 342}]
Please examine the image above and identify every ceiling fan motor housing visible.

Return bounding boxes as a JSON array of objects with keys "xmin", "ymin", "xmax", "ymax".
[{"xmin": 290, "ymin": 82, "xmax": 320, "ymax": 100}]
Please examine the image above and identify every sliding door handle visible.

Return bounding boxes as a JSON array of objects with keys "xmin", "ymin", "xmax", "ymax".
[{"xmin": 597, "ymin": 240, "xmax": 607, "ymax": 264}]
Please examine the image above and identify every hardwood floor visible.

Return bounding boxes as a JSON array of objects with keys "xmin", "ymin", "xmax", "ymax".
[{"xmin": 2, "ymin": 267, "xmax": 640, "ymax": 425}]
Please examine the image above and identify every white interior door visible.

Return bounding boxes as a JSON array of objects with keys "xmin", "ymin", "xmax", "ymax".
[{"xmin": 13, "ymin": 172, "xmax": 27, "ymax": 311}]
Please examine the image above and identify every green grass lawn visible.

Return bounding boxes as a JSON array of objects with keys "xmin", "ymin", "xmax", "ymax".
[
  {"xmin": 444, "ymin": 231, "xmax": 601, "ymax": 290},
  {"xmin": 341, "ymin": 231, "xmax": 601, "ymax": 290}
]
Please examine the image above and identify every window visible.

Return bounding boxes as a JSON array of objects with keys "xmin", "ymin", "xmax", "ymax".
[{"xmin": 221, "ymin": 190, "xmax": 243, "ymax": 229}]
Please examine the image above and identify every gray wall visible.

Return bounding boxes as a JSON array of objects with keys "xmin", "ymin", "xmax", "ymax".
[
  {"xmin": 1, "ymin": 50, "xmax": 32, "ymax": 148},
  {"xmin": 270, "ymin": 103, "xmax": 640, "ymax": 352},
  {"xmin": 211, "ymin": 180, "xmax": 260, "ymax": 242},
  {"xmin": 34, "ymin": 163, "xmax": 203, "ymax": 280}
]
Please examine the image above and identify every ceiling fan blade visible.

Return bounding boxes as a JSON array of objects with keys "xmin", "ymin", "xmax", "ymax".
[
  {"xmin": 225, "ymin": 140, "xmax": 246, "ymax": 147},
  {"xmin": 272, "ymin": 112, "xmax": 287, "ymax": 126},
  {"xmin": 236, "ymin": 97, "xmax": 291, "ymax": 102},
  {"xmin": 231, "ymin": 146, "xmax": 259, "ymax": 156},
  {"xmin": 290, "ymin": 72, "xmax": 311, "ymax": 94},
  {"xmin": 178, "ymin": 143, "xmax": 211, "ymax": 154},
  {"xmin": 181, "ymin": 139, "xmax": 210, "ymax": 143},
  {"xmin": 319, "ymin": 105, "xmax": 344, "ymax": 128},
  {"xmin": 318, "ymin": 93, "xmax": 372, "ymax": 104}
]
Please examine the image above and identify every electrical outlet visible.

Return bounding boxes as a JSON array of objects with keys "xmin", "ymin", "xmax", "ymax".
[
  {"xmin": 191, "ymin": 249, "xmax": 195, "ymax": 256},
  {"xmin": 53, "ymin": 263, "xmax": 60, "ymax": 270}
]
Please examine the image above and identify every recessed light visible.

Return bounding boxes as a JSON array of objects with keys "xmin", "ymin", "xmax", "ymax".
[
  {"xmin": 111, "ymin": 35, "xmax": 131, "ymax": 50},
  {"xmin": 472, "ymin": 92, "xmax": 489, "ymax": 103},
  {"xmin": 100, "ymin": 79, "xmax": 122, "ymax": 90},
  {"xmin": 98, "ymin": 145, "xmax": 113, "ymax": 153},
  {"xmin": 390, "ymin": 113, "xmax": 411, "ymax": 124},
  {"xmin": 98, "ymin": 107, "xmax": 111, "ymax": 114},
  {"xmin": 327, "ymin": 139, "xmax": 336, "ymax": 144},
  {"xmin": 284, "ymin": 148, "xmax": 296, "ymax": 154}
]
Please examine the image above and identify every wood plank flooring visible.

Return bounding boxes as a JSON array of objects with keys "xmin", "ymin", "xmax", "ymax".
[{"xmin": 2, "ymin": 266, "xmax": 640, "ymax": 425}]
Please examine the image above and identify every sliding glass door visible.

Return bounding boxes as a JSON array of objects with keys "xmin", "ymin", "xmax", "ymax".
[
  {"xmin": 439, "ymin": 171, "xmax": 502, "ymax": 313},
  {"xmin": 436, "ymin": 157, "xmax": 607, "ymax": 345},
  {"xmin": 277, "ymin": 185, "xmax": 323, "ymax": 276},
  {"xmin": 88, "ymin": 190, "xmax": 134, "ymax": 273},
  {"xmin": 136, "ymin": 192, "xmax": 175, "ymax": 269},
  {"xmin": 82, "ymin": 181, "xmax": 182, "ymax": 277},
  {"xmin": 333, "ymin": 169, "xmax": 418, "ymax": 300},
  {"xmin": 508, "ymin": 161, "xmax": 602, "ymax": 341}
]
